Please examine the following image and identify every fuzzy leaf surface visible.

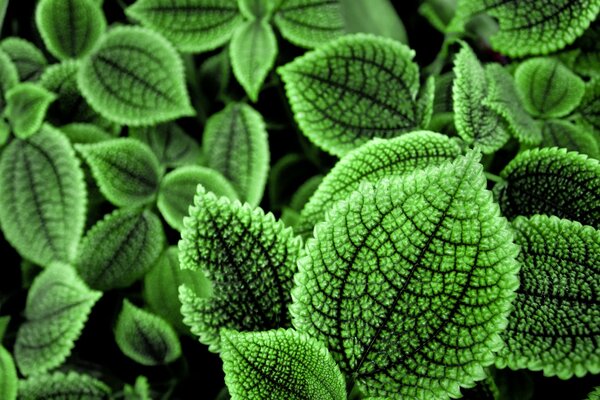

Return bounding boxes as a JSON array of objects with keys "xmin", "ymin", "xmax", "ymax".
[
  {"xmin": 0, "ymin": 37, "xmax": 47, "ymax": 81},
  {"xmin": 129, "ymin": 123, "xmax": 201, "ymax": 168},
  {"xmin": 5, "ymin": 83, "xmax": 56, "ymax": 138},
  {"xmin": 18, "ymin": 372, "xmax": 111, "ymax": 399},
  {"xmin": 0, "ymin": 346, "xmax": 17, "ymax": 400}
]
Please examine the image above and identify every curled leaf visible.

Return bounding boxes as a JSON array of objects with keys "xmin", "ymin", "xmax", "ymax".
[{"xmin": 5, "ymin": 83, "xmax": 56, "ymax": 138}]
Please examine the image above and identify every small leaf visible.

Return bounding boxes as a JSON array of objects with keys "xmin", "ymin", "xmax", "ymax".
[
  {"xmin": 0, "ymin": 125, "xmax": 87, "ymax": 267},
  {"xmin": 18, "ymin": 372, "xmax": 111, "ymax": 399},
  {"xmin": 497, "ymin": 215, "xmax": 600, "ymax": 379},
  {"xmin": 340, "ymin": 0, "xmax": 408, "ymax": 43},
  {"xmin": 115, "ymin": 300, "xmax": 182, "ymax": 366},
  {"xmin": 78, "ymin": 26, "xmax": 194, "ymax": 126},
  {"xmin": 126, "ymin": 0, "xmax": 243, "ymax": 53},
  {"xmin": 296, "ymin": 131, "xmax": 462, "ymax": 237},
  {"xmin": 0, "ymin": 346, "xmax": 17, "ymax": 400},
  {"xmin": 76, "ymin": 208, "xmax": 165, "ymax": 290},
  {"xmin": 5, "ymin": 83, "xmax": 56, "ymax": 138},
  {"xmin": 515, "ymin": 58, "xmax": 585, "ymax": 119},
  {"xmin": 221, "ymin": 329, "xmax": 346, "ymax": 400},
  {"xmin": 0, "ymin": 37, "xmax": 47, "ymax": 81},
  {"xmin": 124, "ymin": 376, "xmax": 151, "ymax": 400},
  {"xmin": 179, "ymin": 187, "xmax": 302, "ymax": 352},
  {"xmin": 494, "ymin": 147, "xmax": 600, "ymax": 228},
  {"xmin": 157, "ymin": 165, "xmax": 238, "ymax": 231},
  {"xmin": 0, "ymin": 48, "xmax": 18, "ymax": 111},
  {"xmin": 230, "ymin": 19, "xmax": 277, "ymax": 102},
  {"xmin": 203, "ymin": 102, "xmax": 269, "ymax": 206},
  {"xmin": 292, "ymin": 152, "xmax": 520, "ymax": 398},
  {"xmin": 129, "ymin": 122, "xmax": 201, "ymax": 168},
  {"xmin": 76, "ymin": 138, "xmax": 162, "ymax": 207},
  {"xmin": 279, "ymin": 34, "xmax": 432, "ymax": 156},
  {"xmin": 14, "ymin": 263, "xmax": 102, "ymax": 376},
  {"xmin": 61, "ymin": 123, "xmax": 113, "ymax": 144},
  {"xmin": 539, "ymin": 119, "xmax": 599, "ymax": 159},
  {"xmin": 577, "ymin": 77, "xmax": 600, "ymax": 136},
  {"xmin": 274, "ymin": 0, "xmax": 344, "ymax": 48},
  {"xmin": 35, "ymin": 0, "xmax": 106, "ymax": 60}
]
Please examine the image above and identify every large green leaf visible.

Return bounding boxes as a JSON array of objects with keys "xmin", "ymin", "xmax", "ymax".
[
  {"xmin": 497, "ymin": 215, "xmax": 599, "ymax": 378},
  {"xmin": 539, "ymin": 119, "xmax": 599, "ymax": 159},
  {"xmin": 0, "ymin": 346, "xmax": 17, "ymax": 400},
  {"xmin": 129, "ymin": 123, "xmax": 201, "ymax": 168},
  {"xmin": 0, "ymin": 37, "xmax": 47, "ymax": 81},
  {"xmin": 14, "ymin": 263, "xmax": 101, "ymax": 376},
  {"xmin": 0, "ymin": 48, "xmax": 18, "ymax": 111},
  {"xmin": 5, "ymin": 83, "xmax": 56, "ymax": 139},
  {"xmin": 221, "ymin": 329, "xmax": 346, "ymax": 400},
  {"xmin": 179, "ymin": 187, "xmax": 302, "ymax": 352},
  {"xmin": 78, "ymin": 26, "xmax": 194, "ymax": 126},
  {"xmin": 292, "ymin": 152, "xmax": 520, "ymax": 399},
  {"xmin": 0, "ymin": 125, "xmax": 86, "ymax": 267},
  {"xmin": 279, "ymin": 34, "xmax": 433, "ymax": 156},
  {"xmin": 18, "ymin": 372, "xmax": 111, "ymax": 399},
  {"xmin": 126, "ymin": 0, "xmax": 243, "ymax": 53}
]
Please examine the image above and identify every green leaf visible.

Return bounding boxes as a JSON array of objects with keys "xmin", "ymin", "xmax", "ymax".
[
  {"xmin": 419, "ymin": 0, "xmax": 456, "ymax": 33},
  {"xmin": 124, "ymin": 376, "xmax": 151, "ymax": 400},
  {"xmin": 129, "ymin": 123, "xmax": 201, "ymax": 168},
  {"xmin": 295, "ymin": 131, "xmax": 462, "ymax": 238},
  {"xmin": 497, "ymin": 215, "xmax": 600, "ymax": 379},
  {"xmin": 428, "ymin": 71, "xmax": 454, "ymax": 132},
  {"xmin": 515, "ymin": 58, "xmax": 585, "ymax": 119},
  {"xmin": 76, "ymin": 208, "xmax": 165, "ymax": 290},
  {"xmin": 292, "ymin": 152, "xmax": 520, "ymax": 398},
  {"xmin": 0, "ymin": 124, "xmax": 86, "ymax": 267},
  {"xmin": 0, "ymin": 49, "xmax": 18, "ymax": 111},
  {"xmin": 61, "ymin": 123, "xmax": 113, "ymax": 144},
  {"xmin": 340, "ymin": 0, "xmax": 408, "ymax": 44},
  {"xmin": 494, "ymin": 147, "xmax": 600, "ymax": 228},
  {"xmin": 279, "ymin": 34, "xmax": 433, "ymax": 156},
  {"xmin": 203, "ymin": 102, "xmax": 269, "ymax": 206},
  {"xmin": 588, "ymin": 387, "xmax": 600, "ymax": 400},
  {"xmin": 18, "ymin": 372, "xmax": 111, "ymax": 399},
  {"xmin": 289, "ymin": 175, "xmax": 323, "ymax": 212},
  {"xmin": 539, "ymin": 119, "xmax": 599, "ymax": 159},
  {"xmin": 0, "ymin": 316, "xmax": 9, "ymax": 341},
  {"xmin": 0, "ymin": 346, "xmax": 17, "ymax": 400},
  {"xmin": 230, "ymin": 19, "xmax": 277, "ymax": 102},
  {"xmin": 115, "ymin": 300, "xmax": 182, "ymax": 366},
  {"xmin": 14, "ymin": 263, "xmax": 101, "ymax": 376},
  {"xmin": 77, "ymin": 26, "xmax": 194, "ymax": 126},
  {"xmin": 577, "ymin": 77, "xmax": 600, "ymax": 136},
  {"xmin": 179, "ymin": 187, "xmax": 302, "ymax": 352},
  {"xmin": 35, "ymin": 0, "xmax": 106, "ymax": 60},
  {"xmin": 0, "ymin": 37, "xmax": 47, "ymax": 81},
  {"xmin": 221, "ymin": 329, "xmax": 346, "ymax": 400},
  {"xmin": 237, "ymin": 0, "xmax": 274, "ymax": 19},
  {"xmin": 76, "ymin": 138, "xmax": 162, "ymax": 207},
  {"xmin": 144, "ymin": 247, "xmax": 213, "ymax": 334},
  {"xmin": 5, "ymin": 83, "xmax": 56, "ymax": 138},
  {"xmin": 274, "ymin": 0, "xmax": 344, "ymax": 48},
  {"xmin": 157, "ymin": 165, "xmax": 238, "ymax": 232},
  {"xmin": 451, "ymin": 0, "xmax": 600, "ymax": 57},
  {"xmin": 126, "ymin": 0, "xmax": 243, "ymax": 53}
]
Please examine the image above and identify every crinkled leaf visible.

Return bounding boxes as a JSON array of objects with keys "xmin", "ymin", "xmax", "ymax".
[
  {"xmin": 158, "ymin": 165, "xmax": 238, "ymax": 231},
  {"xmin": 14, "ymin": 263, "xmax": 101, "ymax": 376},
  {"xmin": 515, "ymin": 58, "xmax": 585, "ymax": 119},
  {"xmin": 129, "ymin": 123, "xmax": 201, "ymax": 168},
  {"xmin": 292, "ymin": 153, "xmax": 520, "ymax": 399},
  {"xmin": 0, "ymin": 346, "xmax": 17, "ymax": 400},
  {"xmin": 76, "ymin": 138, "xmax": 162, "ymax": 207},
  {"xmin": 5, "ymin": 83, "xmax": 56, "ymax": 139},
  {"xmin": 539, "ymin": 119, "xmax": 599, "ymax": 159},
  {"xmin": 419, "ymin": 0, "xmax": 457, "ymax": 33},
  {"xmin": 230, "ymin": 19, "xmax": 277, "ymax": 102},
  {"xmin": 61, "ymin": 123, "xmax": 113, "ymax": 144},
  {"xmin": 577, "ymin": 77, "xmax": 600, "ymax": 136},
  {"xmin": 296, "ymin": 131, "xmax": 462, "ymax": 237},
  {"xmin": 203, "ymin": 102, "xmax": 269, "ymax": 206},
  {"xmin": 340, "ymin": 0, "xmax": 408, "ymax": 43},
  {"xmin": 494, "ymin": 147, "xmax": 600, "ymax": 228},
  {"xmin": 18, "ymin": 372, "xmax": 111, "ymax": 399},
  {"xmin": 221, "ymin": 329, "xmax": 346, "ymax": 400},
  {"xmin": 0, "ymin": 49, "xmax": 18, "ymax": 111},
  {"xmin": 115, "ymin": 300, "xmax": 181, "ymax": 366},
  {"xmin": 78, "ymin": 26, "xmax": 194, "ymax": 126},
  {"xmin": 124, "ymin": 376, "xmax": 151, "ymax": 400},
  {"xmin": 0, "ymin": 125, "xmax": 86, "ymax": 267},
  {"xmin": 178, "ymin": 187, "xmax": 302, "ymax": 352},
  {"xmin": 126, "ymin": 0, "xmax": 243, "ymax": 53},
  {"xmin": 279, "ymin": 34, "xmax": 433, "ymax": 156},
  {"xmin": 497, "ymin": 215, "xmax": 600, "ymax": 379},
  {"xmin": 0, "ymin": 37, "xmax": 47, "ymax": 81},
  {"xmin": 35, "ymin": 0, "xmax": 106, "ymax": 60},
  {"xmin": 76, "ymin": 208, "xmax": 165, "ymax": 290}
]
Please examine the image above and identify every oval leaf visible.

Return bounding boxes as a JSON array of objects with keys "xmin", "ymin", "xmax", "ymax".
[
  {"xmin": 18, "ymin": 372, "xmax": 111, "ymax": 399},
  {"xmin": 5, "ymin": 83, "xmax": 56, "ymax": 138},
  {"xmin": 129, "ymin": 122, "xmax": 201, "ymax": 168},
  {"xmin": 0, "ymin": 346, "xmax": 17, "ymax": 400},
  {"xmin": 0, "ymin": 37, "xmax": 47, "ymax": 81}
]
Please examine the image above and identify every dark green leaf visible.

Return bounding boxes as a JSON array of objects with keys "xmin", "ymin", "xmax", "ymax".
[
  {"xmin": 0, "ymin": 346, "xmax": 17, "ymax": 400},
  {"xmin": 0, "ymin": 37, "xmax": 47, "ymax": 81},
  {"xmin": 237, "ymin": 0, "xmax": 273, "ymax": 19},
  {"xmin": 0, "ymin": 48, "xmax": 18, "ymax": 111},
  {"xmin": 129, "ymin": 123, "xmax": 201, "ymax": 168},
  {"xmin": 5, "ymin": 83, "xmax": 56, "ymax": 138},
  {"xmin": 577, "ymin": 77, "xmax": 600, "ymax": 137},
  {"xmin": 18, "ymin": 372, "xmax": 111, "ymax": 399},
  {"xmin": 539, "ymin": 119, "xmax": 599, "ymax": 159}
]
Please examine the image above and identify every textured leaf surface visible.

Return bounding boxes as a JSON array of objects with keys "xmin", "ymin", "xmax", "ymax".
[
  {"xmin": 296, "ymin": 131, "xmax": 462, "ymax": 237},
  {"xmin": 0, "ymin": 48, "xmax": 18, "ymax": 111},
  {"xmin": 76, "ymin": 138, "xmax": 162, "ymax": 207},
  {"xmin": 158, "ymin": 165, "xmax": 238, "ymax": 231},
  {"xmin": 578, "ymin": 77, "xmax": 600, "ymax": 135},
  {"xmin": 279, "ymin": 34, "xmax": 432, "ymax": 156},
  {"xmin": 494, "ymin": 148, "xmax": 600, "ymax": 228},
  {"xmin": 0, "ymin": 37, "xmax": 47, "ymax": 81},
  {"xmin": 61, "ymin": 123, "xmax": 113, "ymax": 144},
  {"xmin": 539, "ymin": 119, "xmax": 599, "ymax": 158},
  {"xmin": 221, "ymin": 329, "xmax": 346, "ymax": 400},
  {"xmin": 0, "ymin": 125, "xmax": 86, "ymax": 267},
  {"xmin": 230, "ymin": 19, "xmax": 277, "ymax": 102},
  {"xmin": 203, "ymin": 103, "xmax": 269, "ymax": 206},
  {"xmin": 126, "ymin": 0, "xmax": 243, "ymax": 53},
  {"xmin": 35, "ymin": 0, "xmax": 106, "ymax": 60},
  {"xmin": 18, "ymin": 372, "xmax": 111, "ymax": 399},
  {"xmin": 5, "ymin": 83, "xmax": 56, "ymax": 138},
  {"xmin": 115, "ymin": 300, "xmax": 181, "ymax": 366},
  {"xmin": 292, "ymin": 153, "xmax": 520, "ymax": 399},
  {"xmin": 78, "ymin": 26, "xmax": 194, "ymax": 126},
  {"xmin": 497, "ymin": 215, "xmax": 599, "ymax": 378},
  {"xmin": 76, "ymin": 208, "xmax": 165, "ymax": 290},
  {"xmin": 179, "ymin": 187, "xmax": 302, "ymax": 351},
  {"xmin": 14, "ymin": 263, "xmax": 101, "ymax": 376},
  {"xmin": 129, "ymin": 123, "xmax": 201, "ymax": 168},
  {"xmin": 0, "ymin": 346, "xmax": 17, "ymax": 400}
]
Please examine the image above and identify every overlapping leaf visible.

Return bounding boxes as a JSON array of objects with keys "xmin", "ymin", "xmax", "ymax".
[
  {"xmin": 0, "ymin": 37, "xmax": 47, "ymax": 81},
  {"xmin": 124, "ymin": 376, "xmax": 151, "ymax": 400},
  {"xmin": 0, "ymin": 48, "xmax": 18, "ymax": 111},
  {"xmin": 61, "ymin": 123, "xmax": 113, "ymax": 144},
  {"xmin": 0, "ymin": 346, "xmax": 16, "ymax": 400},
  {"xmin": 340, "ymin": 0, "xmax": 408, "ymax": 43},
  {"xmin": 419, "ymin": 0, "xmax": 457, "ymax": 33},
  {"xmin": 18, "ymin": 372, "xmax": 111, "ymax": 399},
  {"xmin": 129, "ymin": 123, "xmax": 201, "ymax": 168},
  {"xmin": 577, "ymin": 77, "xmax": 600, "ymax": 136},
  {"xmin": 539, "ymin": 119, "xmax": 599, "ymax": 158},
  {"xmin": 5, "ymin": 83, "xmax": 56, "ymax": 138}
]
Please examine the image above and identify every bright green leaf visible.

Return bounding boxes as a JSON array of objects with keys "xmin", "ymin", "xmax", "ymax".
[
  {"xmin": 419, "ymin": 0, "xmax": 456, "ymax": 33},
  {"xmin": 78, "ymin": 26, "xmax": 194, "ymax": 126},
  {"xmin": 577, "ymin": 77, "xmax": 600, "ymax": 136},
  {"xmin": 0, "ymin": 49, "xmax": 18, "ymax": 111},
  {"xmin": 129, "ymin": 123, "xmax": 201, "ymax": 168},
  {"xmin": 539, "ymin": 119, "xmax": 599, "ymax": 159},
  {"xmin": 237, "ymin": 0, "xmax": 273, "ymax": 19},
  {"xmin": 588, "ymin": 387, "xmax": 600, "ymax": 400},
  {"xmin": 14, "ymin": 263, "xmax": 101, "ymax": 376},
  {"xmin": 18, "ymin": 372, "xmax": 111, "ymax": 399},
  {"xmin": 221, "ymin": 329, "xmax": 346, "ymax": 400},
  {"xmin": 5, "ymin": 83, "xmax": 56, "ymax": 138},
  {"xmin": 340, "ymin": 0, "xmax": 408, "ymax": 43},
  {"xmin": 292, "ymin": 152, "xmax": 520, "ymax": 399},
  {"xmin": 0, "ymin": 346, "xmax": 17, "ymax": 400},
  {"xmin": 0, "ymin": 37, "xmax": 47, "ymax": 81},
  {"xmin": 61, "ymin": 123, "xmax": 113, "ymax": 144},
  {"xmin": 124, "ymin": 376, "xmax": 151, "ymax": 400}
]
